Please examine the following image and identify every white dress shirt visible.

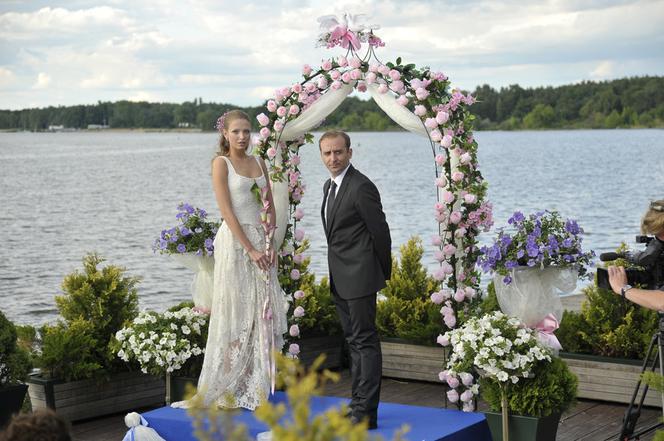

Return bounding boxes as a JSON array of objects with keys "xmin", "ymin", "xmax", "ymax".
[{"xmin": 325, "ymin": 163, "xmax": 351, "ymax": 224}]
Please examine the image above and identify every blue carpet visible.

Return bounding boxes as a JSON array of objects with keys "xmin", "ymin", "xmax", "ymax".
[{"xmin": 143, "ymin": 392, "xmax": 492, "ymax": 441}]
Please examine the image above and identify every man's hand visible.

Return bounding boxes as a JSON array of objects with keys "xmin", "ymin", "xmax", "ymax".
[{"xmin": 608, "ymin": 265, "xmax": 629, "ymax": 295}]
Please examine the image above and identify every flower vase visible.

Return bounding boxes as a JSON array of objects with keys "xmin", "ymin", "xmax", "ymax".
[
  {"xmin": 493, "ymin": 266, "xmax": 578, "ymax": 328},
  {"xmin": 171, "ymin": 253, "xmax": 214, "ymax": 310}
]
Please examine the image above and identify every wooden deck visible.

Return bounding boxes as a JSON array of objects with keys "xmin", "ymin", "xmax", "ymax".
[{"xmin": 69, "ymin": 369, "xmax": 663, "ymax": 441}]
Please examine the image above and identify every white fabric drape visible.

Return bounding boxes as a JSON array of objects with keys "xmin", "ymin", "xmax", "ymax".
[
  {"xmin": 367, "ymin": 84, "xmax": 428, "ymax": 137},
  {"xmin": 170, "ymin": 254, "xmax": 214, "ymax": 310},
  {"xmin": 271, "ymin": 83, "xmax": 355, "ymax": 248}
]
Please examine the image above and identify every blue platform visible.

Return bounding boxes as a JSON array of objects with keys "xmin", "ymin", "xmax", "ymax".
[{"xmin": 143, "ymin": 392, "xmax": 492, "ymax": 441}]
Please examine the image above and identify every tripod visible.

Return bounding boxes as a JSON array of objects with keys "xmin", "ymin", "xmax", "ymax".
[{"xmin": 619, "ymin": 313, "xmax": 664, "ymax": 440}]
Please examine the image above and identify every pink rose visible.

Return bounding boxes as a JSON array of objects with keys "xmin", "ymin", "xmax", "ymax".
[
  {"xmin": 451, "ymin": 171, "xmax": 464, "ymax": 182},
  {"xmin": 441, "ymin": 134, "xmax": 453, "ymax": 148},
  {"xmin": 454, "ymin": 288, "xmax": 466, "ymax": 302},
  {"xmin": 368, "ymin": 63, "xmax": 379, "ymax": 72},
  {"xmin": 459, "ymin": 372, "xmax": 474, "ymax": 386},
  {"xmin": 441, "ymin": 289, "xmax": 453, "ymax": 300},
  {"xmin": 277, "ymin": 106, "xmax": 287, "ymax": 117},
  {"xmin": 321, "ymin": 60, "xmax": 332, "ymax": 71},
  {"xmin": 337, "ymin": 55, "xmax": 348, "ymax": 67},
  {"xmin": 430, "ymin": 291, "xmax": 444, "ymax": 304},
  {"xmin": 293, "ymin": 306, "xmax": 305, "ymax": 317},
  {"xmin": 290, "ymin": 269, "xmax": 301, "ymax": 280},
  {"xmin": 378, "ymin": 64, "xmax": 390, "ymax": 75},
  {"xmin": 294, "ymin": 228, "xmax": 305, "ymax": 241},
  {"xmin": 449, "ymin": 211, "xmax": 462, "ymax": 224},
  {"xmin": 356, "ymin": 81, "xmax": 367, "ymax": 92},
  {"xmin": 256, "ymin": 113, "xmax": 269, "ymax": 127},
  {"xmin": 443, "ymin": 313, "xmax": 457, "ymax": 328},
  {"xmin": 293, "ymin": 253, "xmax": 304, "ymax": 264},
  {"xmin": 266, "ymin": 147, "xmax": 277, "ymax": 159},
  {"xmin": 434, "ymin": 202, "xmax": 445, "ymax": 211},
  {"xmin": 365, "ymin": 72, "xmax": 377, "ymax": 84},
  {"xmin": 434, "ymin": 250, "xmax": 445, "ymax": 262},
  {"xmin": 292, "ymin": 83, "xmax": 303, "ymax": 94},
  {"xmin": 436, "ymin": 111, "xmax": 450, "ymax": 125},
  {"xmin": 438, "ymin": 370, "xmax": 448, "ymax": 382},
  {"xmin": 377, "ymin": 84, "xmax": 388, "ymax": 94},
  {"xmin": 430, "ymin": 129, "xmax": 442, "ymax": 142},
  {"xmin": 305, "ymin": 82, "xmax": 317, "ymax": 93},
  {"xmin": 350, "ymin": 69, "xmax": 362, "ymax": 80},
  {"xmin": 317, "ymin": 76, "xmax": 328, "ymax": 89},
  {"xmin": 433, "ymin": 268, "xmax": 446, "ymax": 281},
  {"xmin": 441, "ymin": 261, "xmax": 453, "ymax": 275},
  {"xmin": 446, "ymin": 376, "xmax": 459, "ymax": 388},
  {"xmin": 302, "ymin": 64, "xmax": 312, "ymax": 76},
  {"xmin": 442, "ymin": 190, "xmax": 454, "ymax": 203},
  {"xmin": 464, "ymin": 193, "xmax": 476, "ymax": 204},
  {"xmin": 431, "ymin": 235, "xmax": 442, "ymax": 246},
  {"xmin": 288, "ymin": 343, "xmax": 300, "ymax": 355},
  {"xmin": 390, "ymin": 80, "xmax": 405, "ymax": 94},
  {"xmin": 290, "ymin": 154, "xmax": 301, "ymax": 166},
  {"xmin": 273, "ymin": 119, "xmax": 284, "ymax": 132},
  {"xmin": 463, "ymin": 402, "xmax": 475, "ymax": 412},
  {"xmin": 460, "ymin": 152, "xmax": 472, "ymax": 164},
  {"xmin": 349, "ymin": 56, "xmax": 362, "ymax": 68},
  {"xmin": 330, "ymin": 70, "xmax": 341, "ymax": 80},
  {"xmin": 443, "ymin": 244, "xmax": 457, "ymax": 256},
  {"xmin": 460, "ymin": 390, "xmax": 474, "ymax": 403},
  {"xmin": 435, "ymin": 153, "xmax": 447, "ymax": 165},
  {"xmin": 289, "ymin": 104, "xmax": 300, "ymax": 116},
  {"xmin": 388, "ymin": 69, "xmax": 401, "ymax": 80},
  {"xmin": 289, "ymin": 324, "xmax": 300, "ymax": 337},
  {"xmin": 424, "ymin": 118, "xmax": 438, "ymax": 129},
  {"xmin": 396, "ymin": 95, "xmax": 409, "ymax": 106},
  {"xmin": 435, "ymin": 177, "xmax": 447, "ymax": 188},
  {"xmin": 416, "ymin": 87, "xmax": 430, "ymax": 100},
  {"xmin": 341, "ymin": 72, "xmax": 351, "ymax": 83},
  {"xmin": 440, "ymin": 305, "xmax": 453, "ymax": 316},
  {"xmin": 267, "ymin": 100, "xmax": 278, "ymax": 112},
  {"xmin": 331, "ymin": 80, "xmax": 342, "ymax": 90},
  {"xmin": 414, "ymin": 105, "xmax": 427, "ymax": 116},
  {"xmin": 435, "ymin": 211, "xmax": 446, "ymax": 223},
  {"xmin": 294, "ymin": 290, "xmax": 305, "ymax": 300},
  {"xmin": 436, "ymin": 334, "xmax": 449, "ymax": 346},
  {"xmin": 464, "ymin": 287, "xmax": 476, "ymax": 299},
  {"xmin": 294, "ymin": 207, "xmax": 304, "ymax": 220},
  {"xmin": 259, "ymin": 127, "xmax": 271, "ymax": 139}
]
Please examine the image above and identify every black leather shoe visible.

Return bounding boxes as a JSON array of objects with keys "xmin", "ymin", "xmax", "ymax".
[{"xmin": 349, "ymin": 415, "xmax": 378, "ymax": 430}]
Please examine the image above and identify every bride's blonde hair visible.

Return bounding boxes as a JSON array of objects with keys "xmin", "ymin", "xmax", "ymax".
[{"xmin": 214, "ymin": 110, "xmax": 251, "ymax": 157}]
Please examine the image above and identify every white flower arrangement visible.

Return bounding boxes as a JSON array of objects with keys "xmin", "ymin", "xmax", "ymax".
[
  {"xmin": 113, "ymin": 306, "xmax": 209, "ymax": 376},
  {"xmin": 438, "ymin": 310, "xmax": 552, "ymax": 412}
]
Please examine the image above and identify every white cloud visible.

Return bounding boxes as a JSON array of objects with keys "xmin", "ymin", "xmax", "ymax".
[
  {"xmin": 32, "ymin": 72, "xmax": 51, "ymax": 89},
  {"xmin": 590, "ymin": 60, "xmax": 615, "ymax": 79},
  {"xmin": 0, "ymin": 68, "xmax": 16, "ymax": 88}
]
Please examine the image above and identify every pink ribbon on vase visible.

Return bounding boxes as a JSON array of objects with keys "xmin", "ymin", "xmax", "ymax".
[
  {"xmin": 330, "ymin": 25, "xmax": 361, "ymax": 50},
  {"xmin": 261, "ymin": 296, "xmax": 276, "ymax": 395},
  {"xmin": 534, "ymin": 313, "xmax": 562, "ymax": 351}
]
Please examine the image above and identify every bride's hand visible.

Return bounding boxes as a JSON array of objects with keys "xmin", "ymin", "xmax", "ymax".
[{"xmin": 248, "ymin": 248, "xmax": 270, "ymax": 271}]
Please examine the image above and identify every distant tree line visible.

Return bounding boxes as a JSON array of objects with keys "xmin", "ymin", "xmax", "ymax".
[{"xmin": 1, "ymin": 76, "xmax": 662, "ymax": 132}]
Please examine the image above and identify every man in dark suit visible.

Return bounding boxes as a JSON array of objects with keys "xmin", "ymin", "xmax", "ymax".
[{"xmin": 319, "ymin": 130, "xmax": 391, "ymax": 429}]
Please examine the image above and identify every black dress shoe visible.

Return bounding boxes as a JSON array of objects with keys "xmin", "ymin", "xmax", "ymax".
[{"xmin": 349, "ymin": 415, "xmax": 378, "ymax": 430}]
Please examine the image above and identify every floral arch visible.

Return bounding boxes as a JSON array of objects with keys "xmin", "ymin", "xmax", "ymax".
[{"xmin": 253, "ymin": 14, "xmax": 493, "ymax": 356}]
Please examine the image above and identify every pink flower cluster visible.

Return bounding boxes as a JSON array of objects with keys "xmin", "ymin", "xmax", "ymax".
[{"xmin": 438, "ymin": 369, "xmax": 476, "ymax": 412}]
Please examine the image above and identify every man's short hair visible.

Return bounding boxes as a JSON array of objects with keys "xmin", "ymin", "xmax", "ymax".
[
  {"xmin": 319, "ymin": 130, "xmax": 351, "ymax": 150},
  {"xmin": 1, "ymin": 409, "xmax": 72, "ymax": 441}
]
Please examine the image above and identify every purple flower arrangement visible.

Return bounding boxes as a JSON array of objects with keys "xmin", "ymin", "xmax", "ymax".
[
  {"xmin": 153, "ymin": 203, "xmax": 220, "ymax": 256},
  {"xmin": 477, "ymin": 210, "xmax": 595, "ymax": 284}
]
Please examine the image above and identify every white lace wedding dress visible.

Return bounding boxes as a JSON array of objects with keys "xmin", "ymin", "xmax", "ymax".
[{"xmin": 172, "ymin": 155, "xmax": 288, "ymax": 410}]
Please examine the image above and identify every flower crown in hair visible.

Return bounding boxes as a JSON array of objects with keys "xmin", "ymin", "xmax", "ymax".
[{"xmin": 215, "ymin": 112, "xmax": 229, "ymax": 133}]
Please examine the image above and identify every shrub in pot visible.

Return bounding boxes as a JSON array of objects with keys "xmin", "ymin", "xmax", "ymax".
[{"xmin": 0, "ymin": 310, "xmax": 32, "ymax": 427}]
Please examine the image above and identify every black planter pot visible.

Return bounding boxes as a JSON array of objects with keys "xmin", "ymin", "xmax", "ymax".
[
  {"xmin": 484, "ymin": 411, "xmax": 561, "ymax": 441},
  {"xmin": 298, "ymin": 334, "xmax": 346, "ymax": 370},
  {"xmin": 169, "ymin": 376, "xmax": 198, "ymax": 403},
  {"xmin": 0, "ymin": 384, "xmax": 28, "ymax": 428}
]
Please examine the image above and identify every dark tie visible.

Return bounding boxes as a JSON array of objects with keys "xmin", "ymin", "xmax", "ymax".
[{"xmin": 326, "ymin": 181, "xmax": 337, "ymax": 226}]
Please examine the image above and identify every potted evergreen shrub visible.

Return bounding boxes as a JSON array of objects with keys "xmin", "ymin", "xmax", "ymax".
[
  {"xmin": 26, "ymin": 253, "xmax": 165, "ymax": 421},
  {"xmin": 0, "ymin": 310, "xmax": 32, "ymax": 428},
  {"xmin": 376, "ymin": 236, "xmax": 446, "ymax": 381}
]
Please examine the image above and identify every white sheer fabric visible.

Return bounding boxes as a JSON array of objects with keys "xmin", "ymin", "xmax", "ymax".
[
  {"xmin": 493, "ymin": 266, "xmax": 578, "ymax": 327},
  {"xmin": 170, "ymin": 254, "xmax": 214, "ymax": 310},
  {"xmin": 172, "ymin": 156, "xmax": 288, "ymax": 411},
  {"xmin": 271, "ymin": 152, "xmax": 289, "ymax": 250},
  {"xmin": 367, "ymin": 84, "xmax": 428, "ymax": 136}
]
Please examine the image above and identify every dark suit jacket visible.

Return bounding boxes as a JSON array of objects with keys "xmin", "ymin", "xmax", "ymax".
[{"xmin": 321, "ymin": 165, "xmax": 392, "ymax": 299}]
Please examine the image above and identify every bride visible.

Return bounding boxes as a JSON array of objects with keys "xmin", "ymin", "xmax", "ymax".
[{"xmin": 172, "ymin": 110, "xmax": 288, "ymax": 410}]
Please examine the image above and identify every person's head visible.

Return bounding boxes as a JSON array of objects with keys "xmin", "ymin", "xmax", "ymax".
[
  {"xmin": 641, "ymin": 199, "xmax": 664, "ymax": 240},
  {"xmin": 0, "ymin": 409, "xmax": 71, "ymax": 441},
  {"xmin": 215, "ymin": 110, "xmax": 251, "ymax": 156},
  {"xmin": 319, "ymin": 130, "xmax": 352, "ymax": 178}
]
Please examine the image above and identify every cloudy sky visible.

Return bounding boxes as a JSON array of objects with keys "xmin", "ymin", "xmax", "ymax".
[{"xmin": 1, "ymin": 0, "xmax": 663, "ymax": 110}]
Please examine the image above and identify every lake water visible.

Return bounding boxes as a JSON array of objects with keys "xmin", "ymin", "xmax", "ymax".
[{"xmin": 1, "ymin": 129, "xmax": 663, "ymax": 325}]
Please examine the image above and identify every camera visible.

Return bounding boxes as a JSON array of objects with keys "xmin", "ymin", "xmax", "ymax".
[{"xmin": 596, "ymin": 235, "xmax": 664, "ymax": 291}]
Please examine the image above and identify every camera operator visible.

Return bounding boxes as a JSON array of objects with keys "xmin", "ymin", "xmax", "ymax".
[{"xmin": 608, "ymin": 200, "xmax": 664, "ymax": 310}]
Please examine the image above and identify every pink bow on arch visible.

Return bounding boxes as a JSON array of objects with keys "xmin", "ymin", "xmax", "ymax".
[
  {"xmin": 330, "ymin": 25, "xmax": 361, "ymax": 50},
  {"xmin": 534, "ymin": 313, "xmax": 562, "ymax": 351}
]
